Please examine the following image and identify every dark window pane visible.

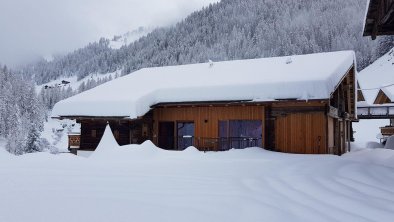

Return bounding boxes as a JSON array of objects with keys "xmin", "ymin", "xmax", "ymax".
[
  {"xmin": 219, "ymin": 120, "xmax": 262, "ymax": 149},
  {"xmin": 177, "ymin": 122, "xmax": 194, "ymax": 150},
  {"xmin": 219, "ymin": 121, "xmax": 228, "ymax": 138},
  {"xmin": 229, "ymin": 120, "xmax": 262, "ymax": 138}
]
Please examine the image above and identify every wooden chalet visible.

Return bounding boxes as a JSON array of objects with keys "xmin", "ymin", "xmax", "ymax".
[
  {"xmin": 357, "ymin": 50, "xmax": 394, "ymax": 138},
  {"xmin": 54, "ymin": 51, "xmax": 357, "ymax": 155},
  {"xmin": 364, "ymin": 0, "xmax": 394, "ymax": 40}
]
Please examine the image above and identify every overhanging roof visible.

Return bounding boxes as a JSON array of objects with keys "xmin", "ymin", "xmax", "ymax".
[
  {"xmin": 363, "ymin": 0, "xmax": 394, "ymax": 40},
  {"xmin": 51, "ymin": 51, "xmax": 355, "ymax": 119}
]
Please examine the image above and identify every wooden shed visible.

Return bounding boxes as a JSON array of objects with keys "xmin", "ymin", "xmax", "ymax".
[{"xmin": 53, "ymin": 51, "xmax": 357, "ymax": 155}]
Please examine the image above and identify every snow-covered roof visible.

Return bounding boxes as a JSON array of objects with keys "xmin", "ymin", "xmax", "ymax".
[
  {"xmin": 381, "ymin": 86, "xmax": 394, "ymax": 102},
  {"xmin": 358, "ymin": 48, "xmax": 394, "ymax": 104},
  {"xmin": 52, "ymin": 51, "xmax": 355, "ymax": 119}
]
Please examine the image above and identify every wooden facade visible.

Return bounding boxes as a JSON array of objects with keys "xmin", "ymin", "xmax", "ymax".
[
  {"xmin": 364, "ymin": 0, "xmax": 394, "ymax": 40},
  {"xmin": 374, "ymin": 89, "xmax": 393, "ymax": 104},
  {"xmin": 357, "ymin": 82, "xmax": 366, "ymax": 102},
  {"xmin": 152, "ymin": 104, "xmax": 265, "ymax": 151},
  {"xmin": 63, "ymin": 66, "xmax": 356, "ymax": 155},
  {"xmin": 75, "ymin": 117, "xmax": 152, "ymax": 151}
]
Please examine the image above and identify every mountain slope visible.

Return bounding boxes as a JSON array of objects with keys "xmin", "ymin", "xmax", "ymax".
[
  {"xmin": 22, "ymin": 0, "xmax": 379, "ymax": 85},
  {"xmin": 109, "ymin": 27, "xmax": 154, "ymax": 49}
]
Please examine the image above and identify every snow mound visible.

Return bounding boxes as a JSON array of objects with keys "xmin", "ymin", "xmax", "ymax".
[
  {"xmin": 91, "ymin": 136, "xmax": 164, "ymax": 161},
  {"xmin": 183, "ymin": 146, "xmax": 201, "ymax": 153},
  {"xmin": 343, "ymin": 148, "xmax": 394, "ymax": 168},
  {"xmin": 366, "ymin": 141, "xmax": 384, "ymax": 149},
  {"xmin": 385, "ymin": 136, "xmax": 394, "ymax": 150},
  {"xmin": 90, "ymin": 124, "xmax": 120, "ymax": 159}
]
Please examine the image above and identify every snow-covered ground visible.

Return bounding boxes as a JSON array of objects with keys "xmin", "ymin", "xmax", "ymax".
[
  {"xmin": 0, "ymin": 128, "xmax": 394, "ymax": 222},
  {"xmin": 353, "ymin": 119, "xmax": 390, "ymax": 148}
]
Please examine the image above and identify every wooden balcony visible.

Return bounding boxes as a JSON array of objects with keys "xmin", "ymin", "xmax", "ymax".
[
  {"xmin": 358, "ymin": 105, "xmax": 394, "ymax": 119},
  {"xmin": 381, "ymin": 126, "xmax": 394, "ymax": 136},
  {"xmin": 68, "ymin": 133, "xmax": 81, "ymax": 154}
]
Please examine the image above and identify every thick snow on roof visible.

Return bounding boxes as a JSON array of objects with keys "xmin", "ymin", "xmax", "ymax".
[
  {"xmin": 382, "ymin": 86, "xmax": 394, "ymax": 102},
  {"xmin": 52, "ymin": 51, "xmax": 355, "ymax": 118},
  {"xmin": 358, "ymin": 48, "xmax": 394, "ymax": 104}
]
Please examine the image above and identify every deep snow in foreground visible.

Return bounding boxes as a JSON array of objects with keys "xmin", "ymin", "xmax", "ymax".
[{"xmin": 1, "ymin": 137, "xmax": 394, "ymax": 222}]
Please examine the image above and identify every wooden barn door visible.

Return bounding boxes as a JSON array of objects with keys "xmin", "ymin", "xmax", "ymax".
[{"xmin": 275, "ymin": 112, "xmax": 327, "ymax": 154}]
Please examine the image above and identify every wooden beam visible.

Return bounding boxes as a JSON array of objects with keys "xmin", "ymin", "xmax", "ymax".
[
  {"xmin": 372, "ymin": 0, "xmax": 384, "ymax": 40},
  {"xmin": 381, "ymin": 1, "xmax": 394, "ymax": 24}
]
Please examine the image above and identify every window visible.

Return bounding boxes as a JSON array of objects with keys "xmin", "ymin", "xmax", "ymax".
[
  {"xmin": 177, "ymin": 122, "xmax": 195, "ymax": 150},
  {"xmin": 219, "ymin": 120, "xmax": 262, "ymax": 149},
  {"xmin": 91, "ymin": 130, "xmax": 97, "ymax": 138}
]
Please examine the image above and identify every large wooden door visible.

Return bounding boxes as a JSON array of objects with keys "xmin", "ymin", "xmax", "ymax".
[
  {"xmin": 275, "ymin": 112, "xmax": 327, "ymax": 154},
  {"xmin": 158, "ymin": 122, "xmax": 175, "ymax": 150}
]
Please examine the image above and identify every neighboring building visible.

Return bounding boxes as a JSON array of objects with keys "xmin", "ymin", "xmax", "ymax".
[
  {"xmin": 358, "ymin": 49, "xmax": 394, "ymax": 105},
  {"xmin": 363, "ymin": 0, "xmax": 394, "ymax": 40},
  {"xmin": 357, "ymin": 49, "xmax": 394, "ymax": 138},
  {"xmin": 53, "ymin": 51, "xmax": 357, "ymax": 155},
  {"xmin": 361, "ymin": 0, "xmax": 394, "ymax": 139},
  {"xmin": 374, "ymin": 87, "xmax": 394, "ymax": 104}
]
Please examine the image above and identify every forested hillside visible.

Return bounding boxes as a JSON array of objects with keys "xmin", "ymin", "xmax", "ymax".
[
  {"xmin": 21, "ymin": 0, "xmax": 380, "ymax": 84},
  {"xmin": 0, "ymin": 66, "xmax": 45, "ymax": 155}
]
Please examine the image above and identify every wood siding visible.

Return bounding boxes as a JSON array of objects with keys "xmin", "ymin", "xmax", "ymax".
[
  {"xmin": 374, "ymin": 89, "xmax": 392, "ymax": 104},
  {"xmin": 79, "ymin": 118, "xmax": 152, "ymax": 151},
  {"xmin": 274, "ymin": 112, "xmax": 327, "ymax": 154},
  {"xmin": 153, "ymin": 105, "xmax": 265, "ymax": 150}
]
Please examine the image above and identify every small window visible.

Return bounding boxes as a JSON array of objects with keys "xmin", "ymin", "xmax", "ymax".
[
  {"xmin": 218, "ymin": 120, "xmax": 262, "ymax": 149},
  {"xmin": 91, "ymin": 130, "xmax": 97, "ymax": 138}
]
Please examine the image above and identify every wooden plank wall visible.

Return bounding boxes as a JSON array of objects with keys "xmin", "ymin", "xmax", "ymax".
[
  {"xmin": 153, "ymin": 105, "xmax": 265, "ymax": 149},
  {"xmin": 274, "ymin": 112, "xmax": 327, "ymax": 154},
  {"xmin": 374, "ymin": 90, "xmax": 392, "ymax": 104},
  {"xmin": 327, "ymin": 117, "xmax": 335, "ymax": 154},
  {"xmin": 79, "ymin": 120, "xmax": 136, "ymax": 150}
]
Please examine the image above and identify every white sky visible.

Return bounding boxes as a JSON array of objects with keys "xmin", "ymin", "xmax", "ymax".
[{"xmin": 0, "ymin": 0, "xmax": 218, "ymax": 67}]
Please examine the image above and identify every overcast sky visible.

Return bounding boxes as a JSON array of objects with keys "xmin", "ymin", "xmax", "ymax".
[{"xmin": 0, "ymin": 0, "xmax": 218, "ymax": 67}]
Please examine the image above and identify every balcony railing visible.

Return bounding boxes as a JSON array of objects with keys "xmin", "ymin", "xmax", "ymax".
[
  {"xmin": 381, "ymin": 126, "xmax": 394, "ymax": 136},
  {"xmin": 177, "ymin": 136, "xmax": 262, "ymax": 151},
  {"xmin": 357, "ymin": 106, "xmax": 394, "ymax": 119},
  {"xmin": 68, "ymin": 134, "xmax": 81, "ymax": 149}
]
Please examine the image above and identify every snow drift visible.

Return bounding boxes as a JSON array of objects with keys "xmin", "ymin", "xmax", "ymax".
[{"xmin": 0, "ymin": 142, "xmax": 394, "ymax": 222}]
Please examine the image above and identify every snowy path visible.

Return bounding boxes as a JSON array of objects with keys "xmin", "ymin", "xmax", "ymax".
[{"xmin": 0, "ymin": 146, "xmax": 393, "ymax": 222}]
